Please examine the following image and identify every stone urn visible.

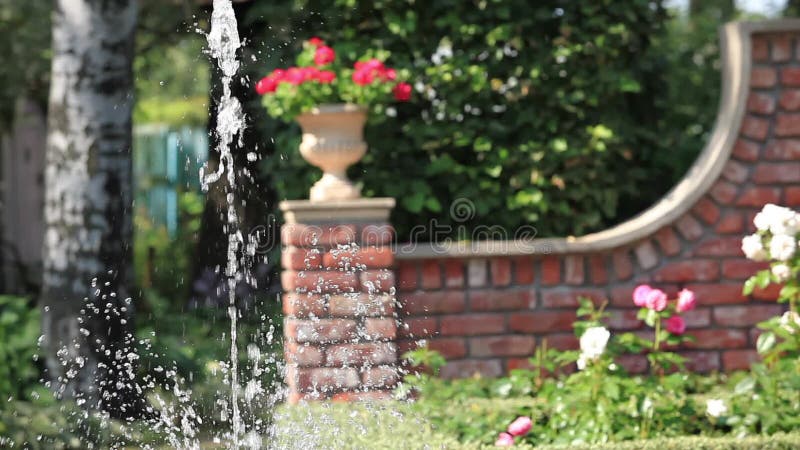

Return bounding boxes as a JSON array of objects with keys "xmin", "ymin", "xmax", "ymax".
[{"xmin": 295, "ymin": 103, "xmax": 367, "ymax": 202}]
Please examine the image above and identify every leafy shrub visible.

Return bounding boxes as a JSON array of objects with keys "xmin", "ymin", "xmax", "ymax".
[
  {"xmin": 248, "ymin": 0, "xmax": 722, "ymax": 239},
  {"xmin": 0, "ymin": 295, "xmax": 41, "ymax": 405}
]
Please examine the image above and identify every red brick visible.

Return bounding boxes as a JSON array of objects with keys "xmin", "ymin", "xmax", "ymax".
[
  {"xmin": 740, "ymin": 116, "xmax": 770, "ymax": 141},
  {"xmin": 736, "ymin": 187, "xmax": 782, "ymax": 206},
  {"xmin": 541, "ymin": 333, "xmax": 579, "ymax": 350},
  {"xmin": 285, "ymin": 318, "xmax": 357, "ymax": 343},
  {"xmin": 752, "ymin": 283, "xmax": 782, "ymax": 301},
  {"xmin": 469, "ymin": 335, "xmax": 536, "ymax": 357},
  {"xmin": 283, "ymin": 293, "xmax": 327, "ymax": 318},
  {"xmin": 751, "ymin": 67, "xmax": 777, "ymax": 88},
  {"xmin": 787, "ymin": 186, "xmax": 800, "ymax": 206},
  {"xmin": 684, "ymin": 283, "xmax": 747, "ymax": 305},
  {"xmin": 606, "ymin": 309, "xmax": 643, "ymax": 330},
  {"xmin": 675, "ymin": 215, "xmax": 704, "ymax": 241},
  {"xmin": 722, "ymin": 350, "xmax": 760, "ymax": 371},
  {"xmin": 282, "ymin": 247, "xmax": 323, "ymax": 270},
  {"xmin": 654, "ymin": 227, "xmax": 682, "ymax": 256},
  {"xmin": 589, "ymin": 254, "xmax": 609, "ymax": 284},
  {"xmin": 514, "ymin": 257, "xmax": 535, "ymax": 284},
  {"xmin": 772, "ymin": 35, "xmax": 791, "ymax": 61},
  {"xmin": 282, "ymin": 270, "xmax": 359, "ymax": 294},
  {"xmin": 329, "ymin": 294, "xmax": 393, "ymax": 317},
  {"xmin": 327, "ymin": 342, "xmax": 397, "ymax": 366},
  {"xmin": 714, "ymin": 212, "xmax": 744, "ymax": 234},
  {"xmin": 692, "ymin": 198, "xmax": 721, "ymax": 225},
  {"xmin": 682, "ymin": 308, "xmax": 712, "ymax": 328},
  {"xmin": 467, "ymin": 259, "xmax": 488, "ymax": 287},
  {"xmin": 490, "ymin": 258, "xmax": 512, "ymax": 286},
  {"xmin": 752, "ymin": 36, "xmax": 769, "ymax": 61},
  {"xmin": 753, "ymin": 162, "xmax": 800, "ymax": 183},
  {"xmin": 634, "ymin": 241, "xmax": 659, "ymax": 270},
  {"xmin": 681, "ymin": 351, "xmax": 720, "ymax": 373},
  {"xmin": 440, "ymin": 359, "xmax": 503, "ymax": 379},
  {"xmin": 361, "ymin": 224, "xmax": 394, "ymax": 245},
  {"xmin": 360, "ymin": 270, "xmax": 395, "ymax": 294},
  {"xmin": 722, "ymin": 259, "xmax": 769, "ymax": 280},
  {"xmin": 732, "ymin": 139, "xmax": 760, "ymax": 161},
  {"xmin": 540, "ymin": 288, "xmax": 606, "ymax": 308},
  {"xmin": 563, "ymin": 255, "xmax": 584, "ymax": 285},
  {"xmin": 654, "ymin": 260, "xmax": 719, "ymax": 283},
  {"xmin": 440, "ymin": 314, "xmax": 505, "ymax": 336},
  {"xmin": 287, "ymin": 366, "xmax": 360, "ymax": 392},
  {"xmin": 709, "ymin": 180, "xmax": 738, "ymax": 204},
  {"xmin": 610, "ymin": 285, "xmax": 636, "ymax": 307},
  {"xmin": 541, "ymin": 256, "xmax": 561, "ymax": 285},
  {"xmin": 332, "ymin": 390, "xmax": 395, "ymax": 402},
  {"xmin": 781, "ymin": 67, "xmax": 800, "ymax": 86},
  {"xmin": 692, "ymin": 237, "xmax": 748, "ymax": 257},
  {"xmin": 421, "ymin": 260, "xmax": 442, "ymax": 289},
  {"xmin": 363, "ymin": 318, "xmax": 397, "ymax": 341},
  {"xmin": 506, "ymin": 358, "xmax": 535, "ymax": 372},
  {"xmin": 427, "ymin": 337, "xmax": 468, "ymax": 358},
  {"xmin": 723, "ymin": 160, "xmax": 750, "ymax": 184},
  {"xmin": 361, "ymin": 366, "xmax": 399, "ymax": 388},
  {"xmin": 323, "ymin": 247, "xmax": 394, "ymax": 270},
  {"xmin": 780, "ymin": 90, "xmax": 800, "ymax": 111},
  {"xmin": 714, "ymin": 305, "xmax": 783, "ymax": 326},
  {"xmin": 616, "ymin": 354, "xmax": 648, "ymax": 374},
  {"xmin": 443, "ymin": 259, "xmax": 464, "ymax": 288},
  {"xmin": 285, "ymin": 342, "xmax": 325, "ymax": 367},
  {"xmin": 746, "ymin": 92, "xmax": 775, "ymax": 114},
  {"xmin": 399, "ymin": 317, "xmax": 438, "ymax": 338},
  {"xmin": 399, "ymin": 291, "xmax": 466, "ymax": 315},
  {"xmin": 396, "ymin": 261, "xmax": 418, "ymax": 291},
  {"xmin": 765, "ymin": 139, "xmax": 800, "ymax": 159},
  {"xmin": 281, "ymin": 223, "xmax": 358, "ymax": 247},
  {"xmin": 612, "ymin": 249, "xmax": 633, "ymax": 281},
  {"xmin": 509, "ymin": 311, "xmax": 576, "ymax": 333},
  {"xmin": 685, "ymin": 329, "xmax": 748, "ymax": 350},
  {"xmin": 469, "ymin": 289, "xmax": 535, "ymax": 311},
  {"xmin": 776, "ymin": 114, "xmax": 800, "ymax": 137}
]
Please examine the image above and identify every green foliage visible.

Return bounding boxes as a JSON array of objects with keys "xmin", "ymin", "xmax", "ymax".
[
  {"xmin": 0, "ymin": 296, "xmax": 41, "ymax": 406},
  {"xmin": 250, "ymin": 0, "xmax": 724, "ymax": 239},
  {"xmin": 133, "ymin": 96, "xmax": 209, "ymax": 127}
]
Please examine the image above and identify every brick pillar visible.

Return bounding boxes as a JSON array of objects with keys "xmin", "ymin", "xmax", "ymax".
[{"xmin": 280, "ymin": 198, "xmax": 399, "ymax": 403}]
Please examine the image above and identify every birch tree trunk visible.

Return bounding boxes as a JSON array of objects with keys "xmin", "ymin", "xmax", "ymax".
[{"xmin": 40, "ymin": 0, "xmax": 140, "ymax": 419}]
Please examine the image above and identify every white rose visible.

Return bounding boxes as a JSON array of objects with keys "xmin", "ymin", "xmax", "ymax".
[
  {"xmin": 769, "ymin": 234, "xmax": 797, "ymax": 261},
  {"xmin": 772, "ymin": 263, "xmax": 792, "ymax": 283},
  {"xmin": 741, "ymin": 234, "xmax": 768, "ymax": 261},
  {"xmin": 580, "ymin": 326, "xmax": 610, "ymax": 360},
  {"xmin": 780, "ymin": 311, "xmax": 800, "ymax": 334},
  {"xmin": 754, "ymin": 204, "xmax": 783, "ymax": 231},
  {"xmin": 706, "ymin": 399, "xmax": 728, "ymax": 418},
  {"xmin": 576, "ymin": 353, "xmax": 588, "ymax": 371}
]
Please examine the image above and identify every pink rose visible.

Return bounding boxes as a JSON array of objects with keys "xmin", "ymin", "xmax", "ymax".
[
  {"xmin": 384, "ymin": 68, "xmax": 397, "ymax": 81},
  {"xmin": 495, "ymin": 432, "xmax": 514, "ymax": 447},
  {"xmin": 255, "ymin": 76, "xmax": 277, "ymax": 95},
  {"xmin": 308, "ymin": 37, "xmax": 325, "ymax": 47},
  {"xmin": 507, "ymin": 416, "xmax": 532, "ymax": 437},
  {"xmin": 665, "ymin": 315, "xmax": 686, "ymax": 335},
  {"xmin": 271, "ymin": 69, "xmax": 286, "ymax": 81},
  {"xmin": 633, "ymin": 284, "xmax": 653, "ymax": 307},
  {"xmin": 393, "ymin": 82, "xmax": 412, "ymax": 101},
  {"xmin": 285, "ymin": 67, "xmax": 305, "ymax": 85},
  {"xmin": 676, "ymin": 289, "xmax": 696, "ymax": 313},
  {"xmin": 644, "ymin": 288, "xmax": 668, "ymax": 312},
  {"xmin": 317, "ymin": 70, "xmax": 336, "ymax": 83},
  {"xmin": 352, "ymin": 69, "xmax": 374, "ymax": 86},
  {"xmin": 314, "ymin": 45, "xmax": 336, "ymax": 66}
]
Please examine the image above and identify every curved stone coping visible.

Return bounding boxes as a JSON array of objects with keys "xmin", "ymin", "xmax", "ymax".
[{"xmin": 396, "ymin": 20, "xmax": 800, "ymax": 260}]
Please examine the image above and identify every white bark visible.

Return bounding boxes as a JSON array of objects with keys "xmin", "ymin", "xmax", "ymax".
[{"xmin": 41, "ymin": 0, "xmax": 139, "ymax": 418}]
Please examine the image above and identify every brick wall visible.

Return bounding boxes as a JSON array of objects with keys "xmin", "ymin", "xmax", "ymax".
[{"xmin": 394, "ymin": 30, "xmax": 800, "ymax": 378}]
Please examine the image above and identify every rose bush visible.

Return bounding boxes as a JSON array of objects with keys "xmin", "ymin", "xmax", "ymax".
[{"xmin": 255, "ymin": 37, "xmax": 411, "ymax": 122}]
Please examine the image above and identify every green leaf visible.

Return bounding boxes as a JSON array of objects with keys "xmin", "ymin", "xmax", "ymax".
[{"xmin": 757, "ymin": 332, "xmax": 777, "ymax": 354}]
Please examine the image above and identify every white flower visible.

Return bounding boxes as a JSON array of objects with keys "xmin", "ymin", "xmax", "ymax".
[
  {"xmin": 741, "ymin": 234, "xmax": 768, "ymax": 261},
  {"xmin": 580, "ymin": 326, "xmax": 610, "ymax": 360},
  {"xmin": 754, "ymin": 204, "xmax": 800, "ymax": 236},
  {"xmin": 769, "ymin": 234, "xmax": 797, "ymax": 261},
  {"xmin": 780, "ymin": 311, "xmax": 800, "ymax": 334},
  {"xmin": 706, "ymin": 399, "xmax": 727, "ymax": 418},
  {"xmin": 576, "ymin": 353, "xmax": 588, "ymax": 371},
  {"xmin": 772, "ymin": 263, "xmax": 792, "ymax": 283}
]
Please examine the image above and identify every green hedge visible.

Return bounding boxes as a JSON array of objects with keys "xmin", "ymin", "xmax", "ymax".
[
  {"xmin": 246, "ymin": 0, "xmax": 721, "ymax": 239},
  {"xmin": 536, "ymin": 433, "xmax": 800, "ymax": 450}
]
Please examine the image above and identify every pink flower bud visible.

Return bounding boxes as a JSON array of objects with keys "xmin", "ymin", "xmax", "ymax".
[
  {"xmin": 644, "ymin": 288, "xmax": 668, "ymax": 312},
  {"xmin": 495, "ymin": 432, "xmax": 515, "ymax": 447},
  {"xmin": 633, "ymin": 284, "xmax": 653, "ymax": 307},
  {"xmin": 676, "ymin": 289, "xmax": 696, "ymax": 313},
  {"xmin": 507, "ymin": 416, "xmax": 532, "ymax": 437},
  {"xmin": 665, "ymin": 315, "xmax": 686, "ymax": 335}
]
